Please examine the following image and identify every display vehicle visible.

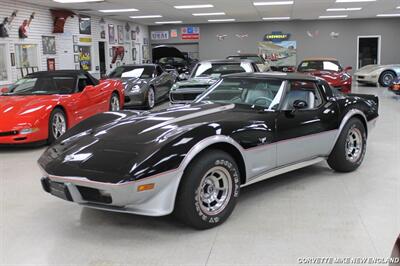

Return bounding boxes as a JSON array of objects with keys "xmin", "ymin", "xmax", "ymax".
[
  {"xmin": 297, "ymin": 58, "xmax": 352, "ymax": 93},
  {"xmin": 0, "ymin": 70, "xmax": 124, "ymax": 145},
  {"xmin": 107, "ymin": 64, "xmax": 176, "ymax": 109},
  {"xmin": 169, "ymin": 59, "xmax": 259, "ymax": 104},
  {"xmin": 152, "ymin": 45, "xmax": 193, "ymax": 75},
  {"xmin": 226, "ymin": 54, "xmax": 271, "ymax": 72},
  {"xmin": 39, "ymin": 72, "xmax": 378, "ymax": 229},
  {"xmin": 354, "ymin": 64, "xmax": 400, "ymax": 87},
  {"xmin": 388, "ymin": 77, "xmax": 400, "ymax": 95}
]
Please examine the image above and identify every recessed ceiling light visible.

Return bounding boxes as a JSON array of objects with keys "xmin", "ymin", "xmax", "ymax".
[
  {"xmin": 396, "ymin": 6, "xmax": 400, "ymax": 9},
  {"xmin": 53, "ymin": 0, "xmax": 103, "ymax": 2},
  {"xmin": 174, "ymin": 4, "xmax": 214, "ymax": 9},
  {"xmin": 319, "ymin": 15, "xmax": 348, "ymax": 18},
  {"xmin": 376, "ymin": 13, "xmax": 400, "ymax": 17},
  {"xmin": 99, "ymin": 9, "xmax": 138, "ymax": 13},
  {"xmin": 335, "ymin": 0, "xmax": 375, "ymax": 2},
  {"xmin": 254, "ymin": 1, "xmax": 294, "ymax": 6},
  {"xmin": 327, "ymin": 7, "xmax": 362, "ymax": 11},
  {"xmin": 262, "ymin": 17, "xmax": 291, "ymax": 20},
  {"xmin": 130, "ymin": 15, "xmax": 162, "ymax": 19},
  {"xmin": 208, "ymin": 18, "xmax": 236, "ymax": 22},
  {"xmin": 193, "ymin": 12, "xmax": 226, "ymax": 16},
  {"xmin": 155, "ymin": 21, "xmax": 183, "ymax": 24}
]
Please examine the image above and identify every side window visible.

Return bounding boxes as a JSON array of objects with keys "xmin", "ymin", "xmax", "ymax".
[
  {"xmin": 156, "ymin": 66, "xmax": 163, "ymax": 76},
  {"xmin": 77, "ymin": 74, "xmax": 95, "ymax": 92},
  {"xmin": 281, "ymin": 81, "xmax": 324, "ymax": 110}
]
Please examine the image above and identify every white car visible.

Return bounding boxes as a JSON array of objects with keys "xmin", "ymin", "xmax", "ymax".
[
  {"xmin": 354, "ymin": 64, "xmax": 400, "ymax": 87},
  {"xmin": 227, "ymin": 54, "xmax": 271, "ymax": 72}
]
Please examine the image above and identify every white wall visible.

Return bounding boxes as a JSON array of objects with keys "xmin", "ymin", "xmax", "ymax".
[{"xmin": 0, "ymin": 0, "xmax": 149, "ymax": 84}]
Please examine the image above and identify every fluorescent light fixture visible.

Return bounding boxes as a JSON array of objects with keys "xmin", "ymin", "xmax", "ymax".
[
  {"xmin": 262, "ymin": 16, "xmax": 291, "ymax": 20},
  {"xmin": 376, "ymin": 13, "xmax": 400, "ymax": 17},
  {"xmin": 155, "ymin": 21, "xmax": 182, "ymax": 24},
  {"xmin": 53, "ymin": 0, "xmax": 103, "ymax": 3},
  {"xmin": 254, "ymin": 1, "xmax": 294, "ymax": 6},
  {"xmin": 327, "ymin": 7, "xmax": 362, "ymax": 11},
  {"xmin": 208, "ymin": 18, "xmax": 236, "ymax": 22},
  {"xmin": 193, "ymin": 12, "xmax": 226, "ymax": 16},
  {"xmin": 397, "ymin": 6, "xmax": 400, "ymax": 9},
  {"xmin": 319, "ymin": 15, "xmax": 348, "ymax": 18},
  {"xmin": 336, "ymin": 0, "xmax": 375, "ymax": 2},
  {"xmin": 130, "ymin": 15, "xmax": 162, "ymax": 19},
  {"xmin": 99, "ymin": 8, "xmax": 138, "ymax": 13},
  {"xmin": 174, "ymin": 4, "xmax": 214, "ymax": 9}
]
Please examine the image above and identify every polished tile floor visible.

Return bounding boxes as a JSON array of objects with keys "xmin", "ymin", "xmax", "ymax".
[{"xmin": 0, "ymin": 84, "xmax": 399, "ymax": 265}]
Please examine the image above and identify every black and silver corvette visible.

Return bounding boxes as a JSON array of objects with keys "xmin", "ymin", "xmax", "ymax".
[{"xmin": 39, "ymin": 72, "xmax": 379, "ymax": 229}]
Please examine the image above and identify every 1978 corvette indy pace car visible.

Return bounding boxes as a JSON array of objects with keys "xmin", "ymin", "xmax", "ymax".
[{"xmin": 39, "ymin": 73, "xmax": 379, "ymax": 229}]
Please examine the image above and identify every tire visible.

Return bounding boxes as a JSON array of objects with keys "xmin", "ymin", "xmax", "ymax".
[
  {"xmin": 379, "ymin": 71, "xmax": 397, "ymax": 87},
  {"xmin": 48, "ymin": 108, "xmax": 67, "ymax": 144},
  {"xmin": 109, "ymin": 92, "xmax": 121, "ymax": 111},
  {"xmin": 146, "ymin": 87, "xmax": 155, "ymax": 109},
  {"xmin": 174, "ymin": 150, "xmax": 241, "ymax": 230},
  {"xmin": 327, "ymin": 118, "xmax": 367, "ymax": 172}
]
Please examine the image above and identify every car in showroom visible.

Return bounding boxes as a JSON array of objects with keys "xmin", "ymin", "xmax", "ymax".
[
  {"xmin": 152, "ymin": 45, "xmax": 194, "ymax": 76},
  {"xmin": 39, "ymin": 72, "xmax": 378, "ymax": 229},
  {"xmin": 169, "ymin": 59, "xmax": 260, "ymax": 104},
  {"xmin": 0, "ymin": 70, "xmax": 124, "ymax": 145},
  {"xmin": 354, "ymin": 64, "xmax": 400, "ymax": 87},
  {"xmin": 297, "ymin": 58, "xmax": 352, "ymax": 93},
  {"xmin": 226, "ymin": 54, "xmax": 271, "ymax": 72},
  {"xmin": 107, "ymin": 64, "xmax": 176, "ymax": 109},
  {"xmin": 388, "ymin": 77, "xmax": 400, "ymax": 95}
]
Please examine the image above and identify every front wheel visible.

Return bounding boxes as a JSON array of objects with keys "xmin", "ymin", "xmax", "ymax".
[
  {"xmin": 146, "ymin": 87, "xmax": 155, "ymax": 109},
  {"xmin": 174, "ymin": 150, "xmax": 241, "ymax": 229},
  {"xmin": 328, "ymin": 118, "xmax": 367, "ymax": 172},
  {"xmin": 48, "ymin": 108, "xmax": 67, "ymax": 144},
  {"xmin": 109, "ymin": 93, "xmax": 121, "ymax": 111},
  {"xmin": 379, "ymin": 71, "xmax": 396, "ymax": 87}
]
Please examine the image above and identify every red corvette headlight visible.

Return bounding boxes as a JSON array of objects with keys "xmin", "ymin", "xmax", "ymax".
[{"xmin": 20, "ymin": 128, "xmax": 39, "ymax": 135}]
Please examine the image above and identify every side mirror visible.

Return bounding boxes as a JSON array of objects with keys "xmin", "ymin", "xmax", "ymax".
[
  {"xmin": 344, "ymin": 66, "xmax": 353, "ymax": 72},
  {"xmin": 292, "ymin": 99, "xmax": 308, "ymax": 110},
  {"xmin": 178, "ymin": 73, "xmax": 189, "ymax": 81},
  {"xmin": 0, "ymin": 87, "xmax": 9, "ymax": 93}
]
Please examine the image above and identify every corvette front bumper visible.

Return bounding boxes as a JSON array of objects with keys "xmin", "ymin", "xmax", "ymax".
[{"xmin": 40, "ymin": 169, "xmax": 182, "ymax": 216}]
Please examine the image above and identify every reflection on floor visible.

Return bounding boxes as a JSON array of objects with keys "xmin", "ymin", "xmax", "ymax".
[{"xmin": 0, "ymin": 83, "xmax": 399, "ymax": 265}]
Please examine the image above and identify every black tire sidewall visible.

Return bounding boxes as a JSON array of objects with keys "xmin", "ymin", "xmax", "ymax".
[
  {"xmin": 48, "ymin": 108, "xmax": 66, "ymax": 144},
  {"xmin": 176, "ymin": 150, "xmax": 241, "ymax": 229}
]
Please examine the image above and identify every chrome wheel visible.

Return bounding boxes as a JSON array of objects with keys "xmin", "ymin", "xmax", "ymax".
[
  {"xmin": 198, "ymin": 166, "xmax": 233, "ymax": 216},
  {"xmin": 110, "ymin": 94, "xmax": 120, "ymax": 111},
  {"xmin": 52, "ymin": 113, "xmax": 66, "ymax": 139},
  {"xmin": 345, "ymin": 127, "xmax": 363, "ymax": 163},
  {"xmin": 148, "ymin": 88, "xmax": 155, "ymax": 109},
  {"xmin": 382, "ymin": 72, "xmax": 395, "ymax": 86}
]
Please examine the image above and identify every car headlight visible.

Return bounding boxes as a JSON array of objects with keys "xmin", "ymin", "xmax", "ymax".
[
  {"xmin": 20, "ymin": 128, "xmax": 39, "ymax": 135},
  {"xmin": 171, "ymin": 84, "xmax": 179, "ymax": 91},
  {"xmin": 131, "ymin": 85, "xmax": 141, "ymax": 93},
  {"xmin": 341, "ymin": 73, "xmax": 350, "ymax": 81}
]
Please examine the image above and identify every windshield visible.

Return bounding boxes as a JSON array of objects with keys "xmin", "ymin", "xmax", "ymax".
[
  {"xmin": 196, "ymin": 78, "xmax": 285, "ymax": 110},
  {"xmin": 192, "ymin": 62, "xmax": 254, "ymax": 78},
  {"xmin": 5, "ymin": 76, "xmax": 76, "ymax": 95},
  {"xmin": 227, "ymin": 56, "xmax": 264, "ymax": 64},
  {"xmin": 298, "ymin": 60, "xmax": 342, "ymax": 72},
  {"xmin": 109, "ymin": 66, "xmax": 155, "ymax": 79}
]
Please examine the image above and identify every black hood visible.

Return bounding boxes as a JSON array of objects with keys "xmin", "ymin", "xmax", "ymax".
[{"xmin": 152, "ymin": 45, "xmax": 186, "ymax": 61}]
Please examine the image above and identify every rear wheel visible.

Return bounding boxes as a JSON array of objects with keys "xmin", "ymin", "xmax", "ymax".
[
  {"xmin": 48, "ymin": 108, "xmax": 67, "ymax": 144},
  {"xmin": 146, "ymin": 87, "xmax": 155, "ymax": 109},
  {"xmin": 379, "ymin": 71, "xmax": 396, "ymax": 87},
  {"xmin": 174, "ymin": 150, "xmax": 241, "ymax": 229},
  {"xmin": 328, "ymin": 118, "xmax": 367, "ymax": 172},
  {"xmin": 109, "ymin": 92, "xmax": 120, "ymax": 111}
]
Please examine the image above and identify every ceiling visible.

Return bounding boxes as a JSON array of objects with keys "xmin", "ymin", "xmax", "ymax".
[{"xmin": 18, "ymin": 0, "xmax": 400, "ymax": 25}]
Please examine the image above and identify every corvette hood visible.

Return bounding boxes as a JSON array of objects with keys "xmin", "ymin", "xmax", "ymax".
[
  {"xmin": 152, "ymin": 45, "xmax": 185, "ymax": 61},
  {"xmin": 39, "ymin": 103, "xmax": 235, "ymax": 182}
]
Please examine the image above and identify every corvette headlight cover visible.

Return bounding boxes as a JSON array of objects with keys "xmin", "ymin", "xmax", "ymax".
[
  {"xmin": 131, "ymin": 85, "xmax": 141, "ymax": 92},
  {"xmin": 341, "ymin": 73, "xmax": 350, "ymax": 81}
]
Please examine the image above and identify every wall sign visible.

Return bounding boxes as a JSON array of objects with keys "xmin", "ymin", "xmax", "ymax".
[
  {"xmin": 171, "ymin": 29, "xmax": 178, "ymax": 38},
  {"xmin": 181, "ymin": 26, "xmax": 200, "ymax": 40},
  {"xmin": 263, "ymin": 31, "xmax": 290, "ymax": 43},
  {"xmin": 79, "ymin": 37, "xmax": 92, "ymax": 43},
  {"xmin": 151, "ymin": 31, "xmax": 169, "ymax": 40}
]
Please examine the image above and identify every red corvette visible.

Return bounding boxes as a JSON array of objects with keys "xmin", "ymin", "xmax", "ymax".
[
  {"xmin": 0, "ymin": 70, "xmax": 124, "ymax": 145},
  {"xmin": 297, "ymin": 58, "xmax": 352, "ymax": 93}
]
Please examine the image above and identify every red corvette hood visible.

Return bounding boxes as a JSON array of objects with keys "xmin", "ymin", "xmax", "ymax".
[
  {"xmin": 301, "ymin": 70, "xmax": 345, "ymax": 85},
  {"xmin": 0, "ymin": 95, "xmax": 57, "ymax": 129}
]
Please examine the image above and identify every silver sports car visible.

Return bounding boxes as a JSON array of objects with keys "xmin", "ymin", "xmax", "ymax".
[
  {"xmin": 107, "ymin": 64, "xmax": 176, "ymax": 109},
  {"xmin": 354, "ymin": 64, "xmax": 400, "ymax": 87}
]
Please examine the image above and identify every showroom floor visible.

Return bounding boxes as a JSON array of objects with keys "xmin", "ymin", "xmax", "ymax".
[{"xmin": 1, "ymin": 84, "xmax": 399, "ymax": 266}]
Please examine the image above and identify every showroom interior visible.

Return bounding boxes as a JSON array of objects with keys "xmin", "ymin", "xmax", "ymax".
[{"xmin": 0, "ymin": 0, "xmax": 399, "ymax": 265}]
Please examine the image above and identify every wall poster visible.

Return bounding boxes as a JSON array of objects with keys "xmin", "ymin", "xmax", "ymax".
[
  {"xmin": 117, "ymin": 25, "xmax": 124, "ymax": 44},
  {"xmin": 79, "ymin": 15, "xmax": 91, "ymax": 35},
  {"xmin": 47, "ymin": 58, "xmax": 55, "ymax": 71},
  {"xmin": 42, "ymin": 36, "xmax": 56, "ymax": 55},
  {"xmin": 78, "ymin": 45, "xmax": 91, "ymax": 71},
  {"xmin": 257, "ymin": 41, "xmax": 297, "ymax": 68},
  {"xmin": 108, "ymin": 24, "xmax": 115, "ymax": 44}
]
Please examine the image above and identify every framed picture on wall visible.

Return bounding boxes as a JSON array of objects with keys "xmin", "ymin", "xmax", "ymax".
[
  {"xmin": 75, "ymin": 64, "xmax": 80, "ymax": 70},
  {"xmin": 131, "ymin": 31, "xmax": 136, "ymax": 41},
  {"xmin": 10, "ymin": 52, "xmax": 15, "ymax": 67},
  {"xmin": 42, "ymin": 36, "xmax": 56, "ymax": 55},
  {"xmin": 73, "ymin": 45, "xmax": 79, "ymax": 53},
  {"xmin": 47, "ymin": 58, "xmax": 55, "ymax": 71},
  {"xmin": 73, "ymin": 35, "xmax": 79, "ymax": 44},
  {"xmin": 132, "ymin": 47, "xmax": 137, "ymax": 61},
  {"xmin": 79, "ymin": 15, "xmax": 91, "ymax": 35},
  {"xmin": 74, "ymin": 54, "xmax": 79, "ymax": 63},
  {"xmin": 78, "ymin": 45, "xmax": 91, "ymax": 71},
  {"xmin": 117, "ymin": 25, "xmax": 124, "ymax": 44},
  {"xmin": 108, "ymin": 24, "xmax": 115, "ymax": 44},
  {"xmin": 109, "ymin": 47, "xmax": 113, "ymax": 57}
]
